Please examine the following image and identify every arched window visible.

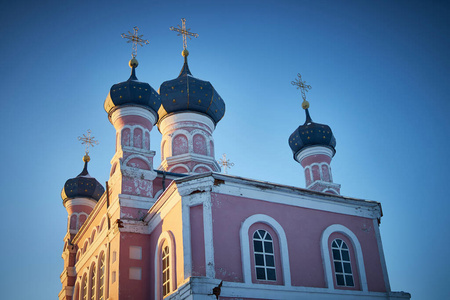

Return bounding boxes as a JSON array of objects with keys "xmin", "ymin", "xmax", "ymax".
[
  {"xmin": 162, "ymin": 246, "xmax": 170, "ymax": 297},
  {"xmin": 81, "ymin": 275, "xmax": 88, "ymax": 300},
  {"xmin": 240, "ymin": 214, "xmax": 291, "ymax": 286},
  {"xmin": 90, "ymin": 264, "xmax": 96, "ymax": 300},
  {"xmin": 253, "ymin": 230, "xmax": 276, "ymax": 281},
  {"xmin": 320, "ymin": 224, "xmax": 367, "ymax": 291},
  {"xmin": 331, "ymin": 238, "xmax": 354, "ymax": 287},
  {"xmin": 155, "ymin": 231, "xmax": 176, "ymax": 299},
  {"xmin": 98, "ymin": 253, "xmax": 106, "ymax": 300}
]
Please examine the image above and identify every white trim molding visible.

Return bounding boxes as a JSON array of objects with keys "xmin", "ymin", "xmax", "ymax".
[
  {"xmin": 296, "ymin": 145, "xmax": 334, "ymax": 164},
  {"xmin": 110, "ymin": 106, "xmax": 157, "ymax": 126},
  {"xmin": 240, "ymin": 214, "xmax": 291, "ymax": 286},
  {"xmin": 320, "ymin": 224, "xmax": 368, "ymax": 291}
]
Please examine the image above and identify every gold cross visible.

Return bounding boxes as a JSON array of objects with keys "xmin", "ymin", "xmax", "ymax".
[
  {"xmin": 121, "ymin": 26, "xmax": 149, "ymax": 58},
  {"xmin": 217, "ymin": 154, "xmax": 234, "ymax": 174},
  {"xmin": 170, "ymin": 18, "xmax": 199, "ymax": 50},
  {"xmin": 291, "ymin": 73, "xmax": 312, "ymax": 102},
  {"xmin": 78, "ymin": 129, "xmax": 99, "ymax": 155}
]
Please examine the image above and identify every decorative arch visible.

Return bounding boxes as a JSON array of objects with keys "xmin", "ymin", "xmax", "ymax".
[
  {"xmin": 168, "ymin": 164, "xmax": 190, "ymax": 174},
  {"xmin": 90, "ymin": 228, "xmax": 97, "ymax": 244},
  {"xmin": 99, "ymin": 216, "xmax": 107, "ymax": 233},
  {"xmin": 82, "ymin": 239, "xmax": 89, "ymax": 254},
  {"xmin": 172, "ymin": 133, "xmax": 189, "ymax": 155},
  {"xmin": 240, "ymin": 214, "xmax": 291, "ymax": 286},
  {"xmin": 123, "ymin": 154, "xmax": 152, "ymax": 170},
  {"xmin": 321, "ymin": 224, "xmax": 368, "ymax": 291},
  {"xmin": 192, "ymin": 164, "xmax": 213, "ymax": 173},
  {"xmin": 154, "ymin": 231, "xmax": 176, "ymax": 300}
]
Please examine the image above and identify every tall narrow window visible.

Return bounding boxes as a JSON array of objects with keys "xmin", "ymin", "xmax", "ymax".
[
  {"xmin": 81, "ymin": 275, "xmax": 88, "ymax": 300},
  {"xmin": 253, "ymin": 230, "xmax": 276, "ymax": 281},
  {"xmin": 98, "ymin": 253, "xmax": 105, "ymax": 300},
  {"xmin": 331, "ymin": 238, "xmax": 354, "ymax": 287},
  {"xmin": 162, "ymin": 246, "xmax": 170, "ymax": 297},
  {"xmin": 90, "ymin": 264, "xmax": 96, "ymax": 300}
]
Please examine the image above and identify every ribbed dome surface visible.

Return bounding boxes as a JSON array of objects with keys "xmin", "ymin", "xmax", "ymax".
[
  {"xmin": 158, "ymin": 57, "xmax": 225, "ymax": 125},
  {"xmin": 289, "ymin": 109, "xmax": 336, "ymax": 157},
  {"xmin": 61, "ymin": 161, "xmax": 105, "ymax": 203},
  {"xmin": 104, "ymin": 66, "xmax": 161, "ymax": 123}
]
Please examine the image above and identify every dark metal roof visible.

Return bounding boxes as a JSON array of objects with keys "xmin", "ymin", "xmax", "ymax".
[
  {"xmin": 104, "ymin": 67, "xmax": 161, "ymax": 122},
  {"xmin": 61, "ymin": 161, "xmax": 105, "ymax": 203},
  {"xmin": 158, "ymin": 56, "xmax": 225, "ymax": 125},
  {"xmin": 289, "ymin": 109, "xmax": 336, "ymax": 157}
]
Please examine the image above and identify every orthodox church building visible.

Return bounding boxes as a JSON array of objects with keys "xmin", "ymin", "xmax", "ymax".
[{"xmin": 59, "ymin": 25, "xmax": 410, "ymax": 300}]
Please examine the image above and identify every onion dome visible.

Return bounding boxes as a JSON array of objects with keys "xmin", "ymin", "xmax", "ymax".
[
  {"xmin": 61, "ymin": 155, "xmax": 105, "ymax": 204},
  {"xmin": 289, "ymin": 100, "xmax": 336, "ymax": 158},
  {"xmin": 104, "ymin": 58, "xmax": 161, "ymax": 124},
  {"xmin": 158, "ymin": 50, "xmax": 225, "ymax": 125}
]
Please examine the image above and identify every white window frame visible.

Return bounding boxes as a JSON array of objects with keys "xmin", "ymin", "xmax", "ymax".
[
  {"xmin": 320, "ymin": 224, "xmax": 368, "ymax": 291},
  {"xmin": 240, "ymin": 214, "xmax": 291, "ymax": 286}
]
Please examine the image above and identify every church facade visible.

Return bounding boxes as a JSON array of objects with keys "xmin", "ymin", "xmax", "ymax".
[{"xmin": 59, "ymin": 27, "xmax": 410, "ymax": 300}]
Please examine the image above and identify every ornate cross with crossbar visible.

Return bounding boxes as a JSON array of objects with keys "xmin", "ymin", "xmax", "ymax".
[
  {"xmin": 291, "ymin": 73, "xmax": 312, "ymax": 102},
  {"xmin": 170, "ymin": 18, "xmax": 199, "ymax": 50},
  {"xmin": 121, "ymin": 26, "xmax": 149, "ymax": 58},
  {"xmin": 218, "ymin": 154, "xmax": 234, "ymax": 174},
  {"xmin": 78, "ymin": 129, "xmax": 99, "ymax": 155}
]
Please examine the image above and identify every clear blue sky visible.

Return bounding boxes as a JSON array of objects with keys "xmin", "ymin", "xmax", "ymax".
[{"xmin": 1, "ymin": 0, "xmax": 448, "ymax": 299}]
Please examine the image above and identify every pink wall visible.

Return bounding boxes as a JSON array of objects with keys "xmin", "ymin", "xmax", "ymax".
[
  {"xmin": 211, "ymin": 192, "xmax": 386, "ymax": 292},
  {"xmin": 190, "ymin": 205, "xmax": 206, "ymax": 276}
]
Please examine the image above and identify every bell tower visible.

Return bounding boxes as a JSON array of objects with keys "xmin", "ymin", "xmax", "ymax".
[
  {"xmin": 157, "ymin": 19, "xmax": 225, "ymax": 174},
  {"xmin": 289, "ymin": 74, "xmax": 341, "ymax": 194}
]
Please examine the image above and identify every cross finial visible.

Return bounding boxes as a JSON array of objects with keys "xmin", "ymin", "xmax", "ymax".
[
  {"xmin": 78, "ymin": 129, "xmax": 99, "ymax": 156},
  {"xmin": 121, "ymin": 26, "xmax": 149, "ymax": 58},
  {"xmin": 217, "ymin": 154, "xmax": 234, "ymax": 174},
  {"xmin": 291, "ymin": 73, "xmax": 312, "ymax": 102},
  {"xmin": 170, "ymin": 18, "xmax": 199, "ymax": 50}
]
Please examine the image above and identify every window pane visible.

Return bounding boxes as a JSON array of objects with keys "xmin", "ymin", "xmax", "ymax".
[
  {"xmin": 336, "ymin": 239, "xmax": 342, "ymax": 246},
  {"xmin": 336, "ymin": 274, "xmax": 345, "ymax": 286},
  {"xmin": 264, "ymin": 241, "xmax": 273, "ymax": 253},
  {"xmin": 332, "ymin": 240, "xmax": 338, "ymax": 248},
  {"xmin": 256, "ymin": 267, "xmax": 266, "ymax": 280},
  {"xmin": 254, "ymin": 240, "xmax": 263, "ymax": 252},
  {"xmin": 253, "ymin": 231, "xmax": 259, "ymax": 239},
  {"xmin": 342, "ymin": 250, "xmax": 350, "ymax": 261},
  {"xmin": 343, "ymin": 262, "xmax": 352, "ymax": 273},
  {"xmin": 255, "ymin": 254, "xmax": 264, "ymax": 266},
  {"xmin": 267, "ymin": 268, "xmax": 276, "ymax": 281},
  {"xmin": 258, "ymin": 230, "xmax": 266, "ymax": 237},
  {"xmin": 334, "ymin": 261, "xmax": 343, "ymax": 273},
  {"xmin": 345, "ymin": 275, "xmax": 354, "ymax": 286},
  {"xmin": 266, "ymin": 234, "xmax": 272, "ymax": 241},
  {"xmin": 266, "ymin": 255, "xmax": 275, "ymax": 267},
  {"xmin": 332, "ymin": 249, "xmax": 341, "ymax": 260},
  {"xmin": 342, "ymin": 242, "xmax": 348, "ymax": 249}
]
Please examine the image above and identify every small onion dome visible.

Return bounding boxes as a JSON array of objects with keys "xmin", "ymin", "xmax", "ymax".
[
  {"xmin": 104, "ymin": 58, "xmax": 161, "ymax": 124},
  {"xmin": 61, "ymin": 155, "xmax": 105, "ymax": 205},
  {"xmin": 158, "ymin": 51, "xmax": 225, "ymax": 126},
  {"xmin": 289, "ymin": 104, "xmax": 336, "ymax": 158}
]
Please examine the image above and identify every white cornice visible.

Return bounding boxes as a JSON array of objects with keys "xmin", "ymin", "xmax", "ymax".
[
  {"xmin": 295, "ymin": 145, "xmax": 334, "ymax": 164},
  {"xmin": 64, "ymin": 198, "xmax": 97, "ymax": 210},
  {"xmin": 159, "ymin": 112, "xmax": 214, "ymax": 134},
  {"xmin": 111, "ymin": 106, "xmax": 157, "ymax": 126}
]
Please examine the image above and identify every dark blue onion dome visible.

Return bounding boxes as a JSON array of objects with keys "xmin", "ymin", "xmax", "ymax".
[
  {"xmin": 104, "ymin": 58, "xmax": 161, "ymax": 124},
  {"xmin": 61, "ymin": 155, "xmax": 105, "ymax": 204},
  {"xmin": 289, "ymin": 100, "xmax": 336, "ymax": 158},
  {"xmin": 158, "ymin": 49, "xmax": 225, "ymax": 126}
]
